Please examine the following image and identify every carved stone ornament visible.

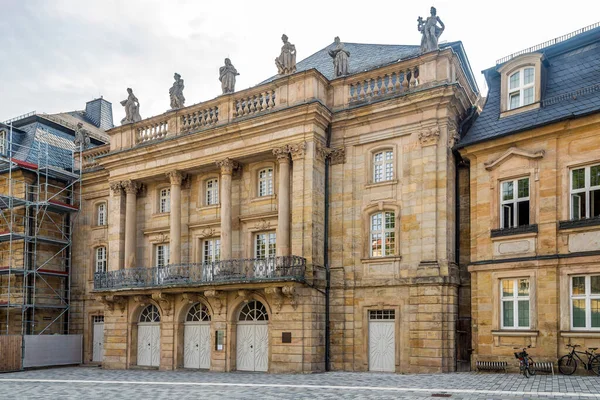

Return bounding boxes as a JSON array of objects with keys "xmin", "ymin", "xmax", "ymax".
[
  {"xmin": 109, "ymin": 181, "xmax": 123, "ymax": 196},
  {"xmin": 282, "ymin": 285, "xmax": 298, "ymax": 310},
  {"xmin": 315, "ymin": 142, "xmax": 332, "ymax": 162},
  {"xmin": 150, "ymin": 233, "xmax": 169, "ymax": 244},
  {"xmin": 152, "ymin": 292, "xmax": 173, "ymax": 316},
  {"xmin": 121, "ymin": 180, "xmax": 140, "ymax": 194},
  {"xmin": 288, "ymin": 142, "xmax": 307, "ymax": 160},
  {"xmin": 448, "ymin": 129, "xmax": 460, "ymax": 148},
  {"xmin": 73, "ymin": 122, "xmax": 91, "ymax": 150},
  {"xmin": 254, "ymin": 219, "xmax": 270, "ymax": 231},
  {"xmin": 97, "ymin": 295, "xmax": 127, "ymax": 313},
  {"xmin": 330, "ymin": 147, "xmax": 346, "ymax": 165},
  {"xmin": 417, "ymin": 6, "xmax": 445, "ymax": 53},
  {"xmin": 275, "ymin": 34, "xmax": 297, "ymax": 75},
  {"xmin": 133, "ymin": 295, "xmax": 151, "ymax": 307},
  {"xmin": 328, "ymin": 36, "xmax": 350, "ymax": 77},
  {"xmin": 273, "ymin": 146, "xmax": 291, "ymax": 162},
  {"xmin": 200, "ymin": 227, "xmax": 216, "ymax": 238},
  {"xmin": 120, "ymin": 88, "xmax": 142, "ymax": 125},
  {"xmin": 264, "ymin": 287, "xmax": 283, "ymax": 312},
  {"xmin": 237, "ymin": 289, "xmax": 250, "ymax": 302},
  {"xmin": 219, "ymin": 58, "xmax": 239, "ymax": 94},
  {"xmin": 204, "ymin": 289, "xmax": 226, "ymax": 315},
  {"xmin": 181, "ymin": 293, "xmax": 201, "ymax": 304},
  {"xmin": 169, "ymin": 73, "xmax": 185, "ymax": 110},
  {"xmin": 166, "ymin": 170, "xmax": 186, "ymax": 185},
  {"xmin": 216, "ymin": 158, "xmax": 239, "ymax": 175},
  {"xmin": 418, "ymin": 127, "xmax": 440, "ymax": 146}
]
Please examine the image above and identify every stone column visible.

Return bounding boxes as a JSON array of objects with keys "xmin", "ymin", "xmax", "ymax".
[
  {"xmin": 274, "ymin": 146, "xmax": 292, "ymax": 257},
  {"xmin": 108, "ymin": 182, "xmax": 125, "ymax": 271},
  {"xmin": 216, "ymin": 158, "xmax": 238, "ymax": 261},
  {"xmin": 122, "ymin": 180, "xmax": 140, "ymax": 268},
  {"xmin": 166, "ymin": 171, "xmax": 185, "ymax": 264}
]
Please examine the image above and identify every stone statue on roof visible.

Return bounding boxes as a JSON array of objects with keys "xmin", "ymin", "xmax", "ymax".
[
  {"xmin": 120, "ymin": 88, "xmax": 142, "ymax": 125},
  {"xmin": 219, "ymin": 58, "xmax": 239, "ymax": 94},
  {"xmin": 417, "ymin": 6, "xmax": 445, "ymax": 53},
  {"xmin": 328, "ymin": 36, "xmax": 350, "ymax": 77},
  {"xmin": 275, "ymin": 34, "xmax": 297, "ymax": 75},
  {"xmin": 169, "ymin": 73, "xmax": 185, "ymax": 109},
  {"xmin": 73, "ymin": 122, "xmax": 90, "ymax": 149}
]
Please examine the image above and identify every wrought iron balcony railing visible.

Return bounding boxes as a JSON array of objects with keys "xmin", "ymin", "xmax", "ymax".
[{"xmin": 93, "ymin": 256, "xmax": 307, "ymax": 290}]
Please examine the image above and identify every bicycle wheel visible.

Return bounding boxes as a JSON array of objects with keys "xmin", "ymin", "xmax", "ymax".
[
  {"xmin": 528, "ymin": 358, "xmax": 537, "ymax": 376},
  {"xmin": 523, "ymin": 365, "xmax": 530, "ymax": 378},
  {"xmin": 590, "ymin": 355, "xmax": 600, "ymax": 376},
  {"xmin": 558, "ymin": 355, "xmax": 577, "ymax": 375}
]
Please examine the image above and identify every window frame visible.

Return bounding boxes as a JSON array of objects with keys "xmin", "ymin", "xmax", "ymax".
[
  {"xmin": 96, "ymin": 202, "xmax": 107, "ymax": 227},
  {"xmin": 570, "ymin": 274, "xmax": 600, "ymax": 331},
  {"xmin": 507, "ymin": 67, "xmax": 535, "ymax": 110},
  {"xmin": 156, "ymin": 244, "xmax": 170, "ymax": 267},
  {"xmin": 499, "ymin": 177, "xmax": 530, "ymax": 229},
  {"xmin": 202, "ymin": 238, "xmax": 221, "ymax": 263},
  {"xmin": 500, "ymin": 278, "xmax": 531, "ymax": 330},
  {"xmin": 254, "ymin": 231, "xmax": 276, "ymax": 259},
  {"xmin": 95, "ymin": 246, "xmax": 107, "ymax": 274},
  {"xmin": 257, "ymin": 168, "xmax": 274, "ymax": 197},
  {"xmin": 159, "ymin": 187, "xmax": 171, "ymax": 213},
  {"xmin": 372, "ymin": 150, "xmax": 394, "ymax": 183},
  {"xmin": 205, "ymin": 178, "xmax": 219, "ymax": 206},
  {"xmin": 570, "ymin": 163, "xmax": 600, "ymax": 220},
  {"xmin": 369, "ymin": 211, "xmax": 396, "ymax": 258}
]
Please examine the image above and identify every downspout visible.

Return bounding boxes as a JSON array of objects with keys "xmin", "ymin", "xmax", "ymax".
[{"xmin": 324, "ymin": 123, "xmax": 332, "ymax": 371}]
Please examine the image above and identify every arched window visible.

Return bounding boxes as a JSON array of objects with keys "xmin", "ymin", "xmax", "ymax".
[
  {"xmin": 186, "ymin": 303, "xmax": 211, "ymax": 322},
  {"xmin": 97, "ymin": 203, "xmax": 107, "ymax": 226},
  {"xmin": 159, "ymin": 188, "xmax": 171, "ymax": 213},
  {"xmin": 139, "ymin": 304, "xmax": 160, "ymax": 323},
  {"xmin": 258, "ymin": 168, "xmax": 273, "ymax": 197},
  {"xmin": 508, "ymin": 67, "xmax": 535, "ymax": 110},
  {"xmin": 205, "ymin": 178, "xmax": 219, "ymax": 206},
  {"xmin": 238, "ymin": 300, "xmax": 269, "ymax": 321},
  {"xmin": 373, "ymin": 150, "xmax": 394, "ymax": 183},
  {"xmin": 370, "ymin": 211, "xmax": 396, "ymax": 257},
  {"xmin": 95, "ymin": 246, "xmax": 107, "ymax": 273}
]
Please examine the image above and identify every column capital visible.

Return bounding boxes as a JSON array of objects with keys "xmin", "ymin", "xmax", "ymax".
[
  {"xmin": 109, "ymin": 181, "xmax": 123, "ymax": 195},
  {"xmin": 288, "ymin": 141, "xmax": 307, "ymax": 161},
  {"xmin": 315, "ymin": 142, "xmax": 332, "ymax": 162},
  {"xmin": 216, "ymin": 158, "xmax": 239, "ymax": 175},
  {"xmin": 166, "ymin": 170, "xmax": 186, "ymax": 185},
  {"xmin": 121, "ymin": 179, "xmax": 140, "ymax": 195},
  {"xmin": 273, "ymin": 146, "xmax": 290, "ymax": 163}
]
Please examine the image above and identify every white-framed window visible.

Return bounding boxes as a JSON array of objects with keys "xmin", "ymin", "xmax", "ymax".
[
  {"xmin": 203, "ymin": 238, "xmax": 220, "ymax": 262},
  {"xmin": 373, "ymin": 150, "xmax": 394, "ymax": 183},
  {"xmin": 258, "ymin": 168, "xmax": 273, "ymax": 197},
  {"xmin": 255, "ymin": 232, "xmax": 276, "ymax": 259},
  {"xmin": 97, "ymin": 203, "xmax": 107, "ymax": 226},
  {"xmin": 370, "ymin": 211, "xmax": 395, "ymax": 257},
  {"xmin": 501, "ymin": 278, "xmax": 530, "ymax": 329},
  {"xmin": 500, "ymin": 177, "xmax": 530, "ymax": 229},
  {"xmin": 95, "ymin": 246, "xmax": 107, "ymax": 273},
  {"xmin": 205, "ymin": 178, "xmax": 219, "ymax": 206},
  {"xmin": 159, "ymin": 188, "xmax": 171, "ymax": 213},
  {"xmin": 571, "ymin": 275, "xmax": 600, "ymax": 330},
  {"xmin": 570, "ymin": 164, "xmax": 600, "ymax": 220},
  {"xmin": 508, "ymin": 67, "xmax": 535, "ymax": 110},
  {"xmin": 156, "ymin": 244, "xmax": 170, "ymax": 267},
  {"xmin": 0, "ymin": 130, "xmax": 6, "ymax": 155}
]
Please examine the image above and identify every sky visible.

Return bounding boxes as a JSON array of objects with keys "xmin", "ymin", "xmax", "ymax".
[{"xmin": 1, "ymin": 0, "xmax": 599, "ymax": 124}]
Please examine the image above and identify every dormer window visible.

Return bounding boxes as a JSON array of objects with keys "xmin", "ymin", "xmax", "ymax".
[{"xmin": 508, "ymin": 67, "xmax": 535, "ymax": 110}]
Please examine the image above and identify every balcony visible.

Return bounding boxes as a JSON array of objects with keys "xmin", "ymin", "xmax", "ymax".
[{"xmin": 93, "ymin": 256, "xmax": 309, "ymax": 291}]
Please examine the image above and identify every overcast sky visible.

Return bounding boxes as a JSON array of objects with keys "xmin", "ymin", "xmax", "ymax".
[{"xmin": 1, "ymin": 0, "xmax": 599, "ymax": 124}]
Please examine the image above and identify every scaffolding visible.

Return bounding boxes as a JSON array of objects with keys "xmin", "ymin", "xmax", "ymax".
[{"xmin": 0, "ymin": 121, "xmax": 82, "ymax": 335}]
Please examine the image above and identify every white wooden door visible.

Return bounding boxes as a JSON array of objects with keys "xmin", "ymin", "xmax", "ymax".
[
  {"xmin": 369, "ymin": 320, "xmax": 395, "ymax": 372},
  {"xmin": 138, "ymin": 323, "xmax": 160, "ymax": 367},
  {"xmin": 184, "ymin": 323, "xmax": 211, "ymax": 369},
  {"xmin": 92, "ymin": 321, "xmax": 104, "ymax": 362},
  {"xmin": 236, "ymin": 323, "xmax": 268, "ymax": 372}
]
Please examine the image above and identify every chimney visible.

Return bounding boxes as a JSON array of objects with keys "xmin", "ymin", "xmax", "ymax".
[{"xmin": 85, "ymin": 97, "xmax": 114, "ymax": 130}]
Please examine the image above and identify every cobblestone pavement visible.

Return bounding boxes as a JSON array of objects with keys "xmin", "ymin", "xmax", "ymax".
[{"xmin": 1, "ymin": 367, "xmax": 600, "ymax": 399}]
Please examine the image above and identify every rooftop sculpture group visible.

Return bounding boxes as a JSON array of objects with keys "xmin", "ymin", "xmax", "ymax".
[{"xmin": 120, "ymin": 7, "xmax": 444, "ymax": 125}]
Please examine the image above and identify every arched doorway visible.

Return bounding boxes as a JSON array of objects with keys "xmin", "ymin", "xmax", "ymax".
[
  {"xmin": 236, "ymin": 300, "xmax": 269, "ymax": 372},
  {"xmin": 137, "ymin": 304, "xmax": 160, "ymax": 367},
  {"xmin": 183, "ymin": 303, "xmax": 211, "ymax": 369}
]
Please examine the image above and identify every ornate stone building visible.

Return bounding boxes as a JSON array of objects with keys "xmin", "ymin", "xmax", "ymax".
[
  {"xmin": 458, "ymin": 26, "xmax": 600, "ymax": 369},
  {"xmin": 72, "ymin": 37, "xmax": 478, "ymax": 373}
]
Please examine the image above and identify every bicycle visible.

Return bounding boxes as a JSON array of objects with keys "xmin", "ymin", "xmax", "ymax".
[
  {"xmin": 514, "ymin": 345, "xmax": 536, "ymax": 378},
  {"xmin": 558, "ymin": 344, "xmax": 600, "ymax": 375}
]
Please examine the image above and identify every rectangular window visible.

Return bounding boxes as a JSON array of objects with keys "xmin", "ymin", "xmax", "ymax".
[
  {"xmin": 159, "ymin": 188, "xmax": 171, "ymax": 213},
  {"xmin": 95, "ymin": 247, "xmax": 107, "ymax": 273},
  {"xmin": 156, "ymin": 244, "xmax": 170, "ymax": 267},
  {"xmin": 258, "ymin": 168, "xmax": 274, "ymax": 197},
  {"xmin": 508, "ymin": 67, "xmax": 535, "ymax": 110},
  {"xmin": 501, "ymin": 278, "xmax": 530, "ymax": 329},
  {"xmin": 370, "ymin": 211, "xmax": 396, "ymax": 257},
  {"xmin": 570, "ymin": 164, "xmax": 600, "ymax": 220},
  {"xmin": 255, "ymin": 232, "xmax": 276, "ymax": 259},
  {"xmin": 205, "ymin": 178, "xmax": 219, "ymax": 206},
  {"xmin": 571, "ymin": 275, "xmax": 600, "ymax": 330},
  {"xmin": 203, "ymin": 238, "xmax": 220, "ymax": 262},
  {"xmin": 97, "ymin": 203, "xmax": 107, "ymax": 226},
  {"xmin": 373, "ymin": 150, "xmax": 394, "ymax": 183},
  {"xmin": 500, "ymin": 177, "xmax": 530, "ymax": 229}
]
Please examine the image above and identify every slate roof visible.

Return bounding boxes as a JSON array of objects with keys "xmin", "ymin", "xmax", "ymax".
[
  {"xmin": 262, "ymin": 41, "xmax": 478, "ymax": 92},
  {"xmin": 458, "ymin": 26, "xmax": 600, "ymax": 148}
]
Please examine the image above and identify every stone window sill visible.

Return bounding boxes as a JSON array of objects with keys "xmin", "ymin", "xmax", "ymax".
[
  {"xmin": 491, "ymin": 330, "xmax": 539, "ymax": 337},
  {"xmin": 365, "ymin": 179, "xmax": 399, "ymax": 190},
  {"xmin": 152, "ymin": 212, "xmax": 170, "ymax": 218},
  {"xmin": 197, "ymin": 204, "xmax": 220, "ymax": 212},
  {"xmin": 91, "ymin": 225, "xmax": 108, "ymax": 231},
  {"xmin": 491, "ymin": 224, "xmax": 538, "ymax": 238},
  {"xmin": 560, "ymin": 331, "xmax": 600, "ymax": 338},
  {"xmin": 251, "ymin": 194, "xmax": 276, "ymax": 203},
  {"xmin": 361, "ymin": 256, "xmax": 402, "ymax": 264},
  {"xmin": 558, "ymin": 217, "xmax": 600, "ymax": 231}
]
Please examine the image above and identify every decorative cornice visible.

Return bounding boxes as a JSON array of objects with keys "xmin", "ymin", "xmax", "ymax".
[
  {"xmin": 166, "ymin": 170, "xmax": 186, "ymax": 185},
  {"xmin": 484, "ymin": 147, "xmax": 545, "ymax": 171},
  {"xmin": 418, "ymin": 127, "xmax": 440, "ymax": 146},
  {"xmin": 109, "ymin": 181, "xmax": 123, "ymax": 196},
  {"xmin": 216, "ymin": 158, "xmax": 239, "ymax": 175},
  {"xmin": 121, "ymin": 179, "xmax": 140, "ymax": 195}
]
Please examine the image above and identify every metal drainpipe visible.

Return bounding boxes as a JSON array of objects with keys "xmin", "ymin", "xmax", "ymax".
[{"xmin": 324, "ymin": 123, "xmax": 332, "ymax": 371}]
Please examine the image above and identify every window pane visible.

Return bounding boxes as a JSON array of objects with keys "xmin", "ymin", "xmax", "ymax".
[
  {"xmin": 592, "ymin": 299, "xmax": 600, "ymax": 328},
  {"xmin": 517, "ymin": 178, "xmax": 529, "ymax": 198},
  {"xmin": 385, "ymin": 212, "xmax": 395, "ymax": 229},
  {"xmin": 571, "ymin": 193, "xmax": 584, "ymax": 220},
  {"xmin": 572, "ymin": 276, "xmax": 586, "ymax": 295},
  {"xmin": 374, "ymin": 152, "xmax": 383, "ymax": 162},
  {"xmin": 385, "ymin": 151, "xmax": 393, "ymax": 160},
  {"xmin": 572, "ymin": 168, "xmax": 585, "ymax": 190},
  {"xmin": 592, "ymin": 276, "xmax": 600, "ymax": 294},
  {"xmin": 509, "ymin": 93, "xmax": 520, "ymax": 109},
  {"xmin": 502, "ymin": 280, "xmax": 513, "ymax": 297},
  {"xmin": 518, "ymin": 279, "xmax": 529, "ymax": 296},
  {"xmin": 503, "ymin": 301, "xmax": 514, "ymax": 327},
  {"xmin": 502, "ymin": 181, "xmax": 514, "ymax": 201},
  {"xmin": 509, "ymin": 72, "xmax": 520, "ymax": 89},
  {"xmin": 524, "ymin": 68, "xmax": 534, "ymax": 85},
  {"xmin": 591, "ymin": 165, "xmax": 600, "ymax": 187},
  {"xmin": 384, "ymin": 232, "xmax": 395, "ymax": 256},
  {"xmin": 502, "ymin": 204, "xmax": 514, "ymax": 228},
  {"xmin": 523, "ymin": 87, "xmax": 534, "ymax": 106},
  {"xmin": 371, "ymin": 233, "xmax": 382, "ymax": 257},
  {"xmin": 518, "ymin": 300, "xmax": 530, "ymax": 327},
  {"xmin": 517, "ymin": 200, "xmax": 530, "ymax": 227},
  {"xmin": 371, "ymin": 213, "xmax": 382, "ymax": 231},
  {"xmin": 385, "ymin": 161, "xmax": 393, "ymax": 181},
  {"xmin": 374, "ymin": 164, "xmax": 383, "ymax": 182},
  {"xmin": 572, "ymin": 299, "xmax": 586, "ymax": 328},
  {"xmin": 592, "ymin": 189, "xmax": 600, "ymax": 218}
]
